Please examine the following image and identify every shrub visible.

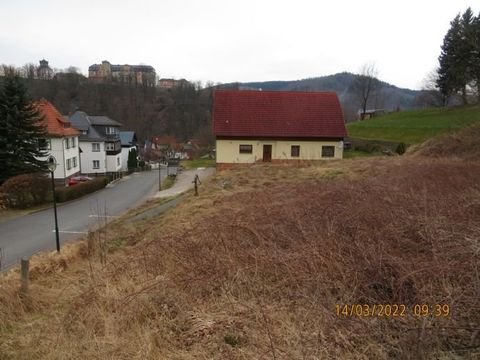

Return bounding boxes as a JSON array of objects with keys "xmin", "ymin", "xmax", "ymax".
[
  {"xmin": 0, "ymin": 173, "xmax": 50, "ymax": 208},
  {"xmin": 354, "ymin": 142, "xmax": 381, "ymax": 153},
  {"xmin": 55, "ymin": 177, "xmax": 108, "ymax": 203},
  {"xmin": 396, "ymin": 142, "xmax": 407, "ymax": 155}
]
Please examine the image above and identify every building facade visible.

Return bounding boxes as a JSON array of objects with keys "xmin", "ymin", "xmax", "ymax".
[
  {"xmin": 37, "ymin": 59, "xmax": 54, "ymax": 80},
  {"xmin": 68, "ymin": 111, "xmax": 123, "ymax": 176},
  {"xmin": 36, "ymin": 100, "xmax": 80, "ymax": 185},
  {"xmin": 120, "ymin": 131, "xmax": 138, "ymax": 172},
  {"xmin": 158, "ymin": 78, "xmax": 188, "ymax": 89},
  {"xmin": 213, "ymin": 90, "xmax": 347, "ymax": 170},
  {"xmin": 88, "ymin": 60, "xmax": 156, "ymax": 86}
]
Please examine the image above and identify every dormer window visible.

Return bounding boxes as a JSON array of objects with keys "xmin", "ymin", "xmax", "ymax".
[{"xmin": 106, "ymin": 127, "xmax": 116, "ymax": 135}]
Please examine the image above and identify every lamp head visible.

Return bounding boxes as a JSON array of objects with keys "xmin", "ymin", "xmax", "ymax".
[{"xmin": 47, "ymin": 155, "xmax": 57, "ymax": 172}]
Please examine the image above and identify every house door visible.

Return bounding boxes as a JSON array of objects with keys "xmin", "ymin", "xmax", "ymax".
[{"xmin": 263, "ymin": 145, "xmax": 272, "ymax": 162}]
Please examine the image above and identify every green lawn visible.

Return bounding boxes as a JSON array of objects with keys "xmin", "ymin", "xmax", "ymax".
[
  {"xmin": 347, "ymin": 105, "xmax": 480, "ymax": 144},
  {"xmin": 180, "ymin": 158, "xmax": 216, "ymax": 169},
  {"xmin": 343, "ymin": 149, "xmax": 382, "ymax": 159}
]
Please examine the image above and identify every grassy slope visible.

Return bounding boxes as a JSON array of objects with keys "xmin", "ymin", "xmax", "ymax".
[
  {"xmin": 347, "ymin": 105, "xmax": 480, "ymax": 144},
  {"xmin": 1, "ymin": 157, "xmax": 479, "ymax": 359},
  {"xmin": 180, "ymin": 158, "xmax": 216, "ymax": 169}
]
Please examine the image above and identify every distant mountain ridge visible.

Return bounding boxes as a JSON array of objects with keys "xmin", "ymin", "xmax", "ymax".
[{"xmin": 219, "ymin": 72, "xmax": 423, "ymax": 121}]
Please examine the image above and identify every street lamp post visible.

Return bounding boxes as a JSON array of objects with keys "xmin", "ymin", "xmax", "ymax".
[{"xmin": 47, "ymin": 156, "xmax": 60, "ymax": 252}]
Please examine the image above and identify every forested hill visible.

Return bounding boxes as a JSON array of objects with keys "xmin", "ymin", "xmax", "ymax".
[
  {"xmin": 10, "ymin": 72, "xmax": 427, "ymax": 142},
  {"xmin": 14, "ymin": 75, "xmax": 214, "ymax": 144},
  {"xmin": 220, "ymin": 72, "xmax": 424, "ymax": 121}
]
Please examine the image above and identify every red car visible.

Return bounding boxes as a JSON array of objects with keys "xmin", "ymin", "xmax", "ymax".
[{"xmin": 68, "ymin": 175, "xmax": 92, "ymax": 186}]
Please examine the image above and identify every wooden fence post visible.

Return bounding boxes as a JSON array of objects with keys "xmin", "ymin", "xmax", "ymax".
[
  {"xmin": 193, "ymin": 174, "xmax": 201, "ymax": 196},
  {"xmin": 20, "ymin": 258, "xmax": 30, "ymax": 295}
]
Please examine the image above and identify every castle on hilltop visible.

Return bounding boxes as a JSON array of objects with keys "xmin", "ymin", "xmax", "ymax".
[{"xmin": 88, "ymin": 60, "xmax": 156, "ymax": 86}]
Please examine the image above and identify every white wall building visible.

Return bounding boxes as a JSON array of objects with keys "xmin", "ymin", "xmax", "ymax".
[
  {"xmin": 120, "ymin": 131, "xmax": 138, "ymax": 171},
  {"xmin": 37, "ymin": 100, "xmax": 80, "ymax": 185},
  {"xmin": 68, "ymin": 111, "xmax": 123, "ymax": 176}
]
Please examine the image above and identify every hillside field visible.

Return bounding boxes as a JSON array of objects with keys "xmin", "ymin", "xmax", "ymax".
[
  {"xmin": 1, "ymin": 146, "xmax": 479, "ymax": 358},
  {"xmin": 347, "ymin": 105, "xmax": 480, "ymax": 144},
  {"xmin": 1, "ymin": 115, "xmax": 480, "ymax": 358}
]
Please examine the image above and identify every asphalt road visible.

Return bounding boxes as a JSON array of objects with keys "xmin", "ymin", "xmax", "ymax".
[{"xmin": 0, "ymin": 170, "xmax": 161, "ymax": 270}]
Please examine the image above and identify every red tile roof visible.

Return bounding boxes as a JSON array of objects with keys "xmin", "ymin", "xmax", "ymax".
[
  {"xmin": 36, "ymin": 99, "xmax": 80, "ymax": 137},
  {"xmin": 213, "ymin": 90, "xmax": 347, "ymax": 138}
]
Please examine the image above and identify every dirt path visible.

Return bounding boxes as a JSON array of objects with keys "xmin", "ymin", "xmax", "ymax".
[{"xmin": 154, "ymin": 167, "xmax": 215, "ymax": 198}]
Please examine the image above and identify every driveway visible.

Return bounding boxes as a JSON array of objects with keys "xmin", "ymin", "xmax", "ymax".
[{"xmin": 0, "ymin": 170, "xmax": 161, "ymax": 270}]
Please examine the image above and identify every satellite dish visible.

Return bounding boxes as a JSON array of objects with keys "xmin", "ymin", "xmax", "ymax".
[{"xmin": 47, "ymin": 155, "xmax": 57, "ymax": 172}]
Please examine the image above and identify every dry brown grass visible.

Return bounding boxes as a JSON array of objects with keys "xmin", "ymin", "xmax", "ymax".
[
  {"xmin": 413, "ymin": 122, "xmax": 480, "ymax": 160},
  {"xmin": 1, "ymin": 156, "xmax": 479, "ymax": 359}
]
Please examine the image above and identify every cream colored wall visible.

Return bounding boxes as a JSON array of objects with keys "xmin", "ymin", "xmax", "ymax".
[{"xmin": 216, "ymin": 139, "xmax": 343, "ymax": 163}]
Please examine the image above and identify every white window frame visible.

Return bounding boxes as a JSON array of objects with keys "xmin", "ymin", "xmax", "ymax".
[
  {"xmin": 92, "ymin": 143, "xmax": 100, "ymax": 152},
  {"xmin": 93, "ymin": 160, "xmax": 100, "ymax": 169},
  {"xmin": 106, "ymin": 142, "xmax": 115, "ymax": 151},
  {"xmin": 66, "ymin": 158, "xmax": 72, "ymax": 170}
]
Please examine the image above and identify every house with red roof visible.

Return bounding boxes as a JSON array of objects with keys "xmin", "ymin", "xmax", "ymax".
[
  {"xmin": 36, "ymin": 99, "xmax": 81, "ymax": 185},
  {"xmin": 213, "ymin": 90, "xmax": 347, "ymax": 170}
]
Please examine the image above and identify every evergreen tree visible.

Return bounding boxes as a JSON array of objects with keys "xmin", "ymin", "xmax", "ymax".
[
  {"xmin": 0, "ymin": 74, "xmax": 48, "ymax": 184},
  {"xmin": 437, "ymin": 15, "xmax": 463, "ymax": 103},
  {"xmin": 472, "ymin": 12, "xmax": 480, "ymax": 101},
  {"xmin": 437, "ymin": 8, "xmax": 480, "ymax": 104},
  {"xmin": 459, "ymin": 8, "xmax": 475, "ymax": 103},
  {"xmin": 127, "ymin": 148, "xmax": 138, "ymax": 171}
]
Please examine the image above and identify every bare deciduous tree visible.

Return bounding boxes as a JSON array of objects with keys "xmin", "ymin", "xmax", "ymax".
[
  {"xmin": 22, "ymin": 63, "xmax": 37, "ymax": 79},
  {"xmin": 415, "ymin": 69, "xmax": 446, "ymax": 107},
  {"xmin": 351, "ymin": 63, "xmax": 380, "ymax": 119}
]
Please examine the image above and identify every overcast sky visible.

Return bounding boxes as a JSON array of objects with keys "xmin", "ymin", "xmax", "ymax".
[{"xmin": 0, "ymin": 0, "xmax": 477, "ymax": 89}]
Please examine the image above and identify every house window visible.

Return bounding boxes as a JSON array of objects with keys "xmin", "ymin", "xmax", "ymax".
[
  {"xmin": 106, "ymin": 127, "xmax": 116, "ymax": 135},
  {"xmin": 93, "ymin": 160, "xmax": 100, "ymax": 169},
  {"xmin": 239, "ymin": 144, "xmax": 253, "ymax": 154},
  {"xmin": 117, "ymin": 157, "xmax": 120, "ymax": 166},
  {"xmin": 92, "ymin": 143, "xmax": 100, "ymax": 152},
  {"xmin": 73, "ymin": 156, "xmax": 77, "ymax": 168},
  {"xmin": 321, "ymin": 146, "xmax": 335, "ymax": 158},
  {"xmin": 65, "ymin": 138, "xmax": 70, "ymax": 149},
  {"xmin": 66, "ymin": 158, "xmax": 72, "ymax": 170},
  {"xmin": 291, "ymin": 145, "xmax": 300, "ymax": 157},
  {"xmin": 106, "ymin": 142, "xmax": 115, "ymax": 151},
  {"xmin": 72, "ymin": 137, "xmax": 76, "ymax": 148}
]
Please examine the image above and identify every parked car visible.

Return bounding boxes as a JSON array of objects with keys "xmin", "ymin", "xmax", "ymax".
[{"xmin": 68, "ymin": 175, "xmax": 92, "ymax": 186}]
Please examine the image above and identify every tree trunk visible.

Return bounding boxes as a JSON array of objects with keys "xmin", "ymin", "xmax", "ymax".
[{"xmin": 461, "ymin": 86, "xmax": 468, "ymax": 105}]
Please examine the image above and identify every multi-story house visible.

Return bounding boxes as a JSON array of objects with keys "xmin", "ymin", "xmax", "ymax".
[
  {"xmin": 36, "ymin": 100, "xmax": 80, "ymax": 185},
  {"xmin": 68, "ymin": 111, "xmax": 122, "ymax": 177},
  {"xmin": 88, "ymin": 60, "xmax": 156, "ymax": 87}
]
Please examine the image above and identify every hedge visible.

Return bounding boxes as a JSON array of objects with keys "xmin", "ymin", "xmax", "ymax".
[
  {"xmin": 55, "ymin": 177, "xmax": 109, "ymax": 203},
  {"xmin": 0, "ymin": 173, "xmax": 51, "ymax": 209}
]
